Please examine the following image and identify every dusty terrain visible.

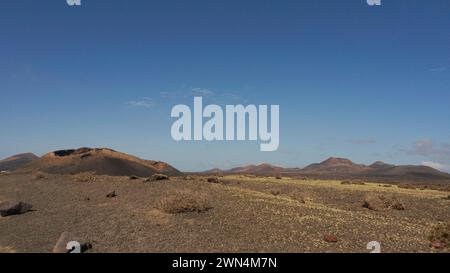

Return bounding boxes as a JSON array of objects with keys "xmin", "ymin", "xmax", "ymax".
[{"xmin": 0, "ymin": 173, "xmax": 449, "ymax": 253}]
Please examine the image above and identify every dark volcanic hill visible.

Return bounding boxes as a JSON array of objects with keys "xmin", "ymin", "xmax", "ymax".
[
  {"xmin": 369, "ymin": 161, "xmax": 395, "ymax": 169},
  {"xmin": 301, "ymin": 157, "xmax": 371, "ymax": 174},
  {"xmin": 0, "ymin": 153, "xmax": 38, "ymax": 171},
  {"xmin": 17, "ymin": 148, "xmax": 182, "ymax": 177},
  {"xmin": 368, "ymin": 165, "xmax": 450, "ymax": 180},
  {"xmin": 204, "ymin": 168, "xmax": 225, "ymax": 175}
]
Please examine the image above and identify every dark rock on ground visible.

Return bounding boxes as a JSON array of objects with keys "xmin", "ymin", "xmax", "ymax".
[
  {"xmin": 145, "ymin": 173, "xmax": 169, "ymax": 182},
  {"xmin": 0, "ymin": 201, "xmax": 32, "ymax": 217},
  {"xmin": 430, "ymin": 241, "xmax": 447, "ymax": 250},
  {"xmin": 428, "ymin": 222, "xmax": 449, "ymax": 250},
  {"xmin": 324, "ymin": 234, "xmax": 338, "ymax": 243},
  {"xmin": 106, "ymin": 191, "xmax": 117, "ymax": 198}
]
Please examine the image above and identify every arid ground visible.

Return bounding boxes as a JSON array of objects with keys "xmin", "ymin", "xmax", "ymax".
[{"xmin": 0, "ymin": 173, "xmax": 449, "ymax": 253}]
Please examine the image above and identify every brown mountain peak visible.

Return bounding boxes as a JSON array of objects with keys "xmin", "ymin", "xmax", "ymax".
[
  {"xmin": 320, "ymin": 157, "xmax": 355, "ymax": 166},
  {"xmin": 20, "ymin": 147, "xmax": 182, "ymax": 177}
]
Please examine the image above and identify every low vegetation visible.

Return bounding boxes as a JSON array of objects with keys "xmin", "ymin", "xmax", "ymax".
[
  {"xmin": 207, "ymin": 177, "xmax": 220, "ymax": 183},
  {"xmin": 155, "ymin": 190, "xmax": 212, "ymax": 214},
  {"xmin": 72, "ymin": 172, "xmax": 98, "ymax": 183},
  {"xmin": 32, "ymin": 171, "xmax": 47, "ymax": 180},
  {"xmin": 363, "ymin": 193, "xmax": 405, "ymax": 211}
]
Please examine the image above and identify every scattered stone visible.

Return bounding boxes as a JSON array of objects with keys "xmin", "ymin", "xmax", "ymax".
[
  {"xmin": 0, "ymin": 201, "xmax": 33, "ymax": 217},
  {"xmin": 428, "ymin": 222, "xmax": 449, "ymax": 250},
  {"xmin": 430, "ymin": 241, "xmax": 447, "ymax": 250},
  {"xmin": 53, "ymin": 232, "xmax": 92, "ymax": 253},
  {"xmin": 145, "ymin": 173, "xmax": 169, "ymax": 182},
  {"xmin": 323, "ymin": 234, "xmax": 338, "ymax": 243},
  {"xmin": 207, "ymin": 177, "xmax": 220, "ymax": 183},
  {"xmin": 106, "ymin": 191, "xmax": 117, "ymax": 198},
  {"xmin": 129, "ymin": 176, "xmax": 140, "ymax": 180},
  {"xmin": 84, "ymin": 197, "xmax": 90, "ymax": 201}
]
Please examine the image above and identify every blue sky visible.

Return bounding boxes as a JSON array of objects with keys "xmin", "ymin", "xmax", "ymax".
[{"xmin": 1, "ymin": 0, "xmax": 449, "ymax": 171}]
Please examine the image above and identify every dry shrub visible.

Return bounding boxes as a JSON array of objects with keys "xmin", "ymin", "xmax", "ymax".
[
  {"xmin": 0, "ymin": 246, "xmax": 16, "ymax": 253},
  {"xmin": 155, "ymin": 190, "xmax": 212, "ymax": 214},
  {"xmin": 398, "ymin": 184, "xmax": 416, "ymax": 190},
  {"xmin": 33, "ymin": 171, "xmax": 47, "ymax": 180},
  {"xmin": 363, "ymin": 194, "xmax": 404, "ymax": 211},
  {"xmin": 428, "ymin": 222, "xmax": 449, "ymax": 249},
  {"xmin": 270, "ymin": 190, "xmax": 281, "ymax": 196},
  {"xmin": 72, "ymin": 172, "xmax": 97, "ymax": 183},
  {"xmin": 207, "ymin": 177, "xmax": 220, "ymax": 183},
  {"xmin": 341, "ymin": 180, "xmax": 365, "ymax": 185},
  {"xmin": 289, "ymin": 192, "xmax": 306, "ymax": 204}
]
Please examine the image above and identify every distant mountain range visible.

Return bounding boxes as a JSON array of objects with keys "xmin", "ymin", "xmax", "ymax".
[
  {"xmin": 205, "ymin": 157, "xmax": 450, "ymax": 183},
  {"xmin": 2, "ymin": 150, "xmax": 450, "ymax": 183}
]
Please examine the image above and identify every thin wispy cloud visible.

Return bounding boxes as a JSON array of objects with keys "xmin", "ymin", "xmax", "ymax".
[
  {"xmin": 125, "ymin": 97, "xmax": 155, "ymax": 108},
  {"xmin": 159, "ymin": 87, "xmax": 245, "ymax": 104},
  {"xmin": 401, "ymin": 139, "xmax": 450, "ymax": 160},
  {"xmin": 422, "ymin": 161, "xmax": 450, "ymax": 172},
  {"xmin": 190, "ymin": 87, "xmax": 215, "ymax": 97},
  {"xmin": 400, "ymin": 139, "xmax": 450, "ymax": 172},
  {"xmin": 404, "ymin": 139, "xmax": 435, "ymax": 157},
  {"xmin": 430, "ymin": 66, "xmax": 449, "ymax": 73},
  {"xmin": 351, "ymin": 138, "xmax": 376, "ymax": 145}
]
